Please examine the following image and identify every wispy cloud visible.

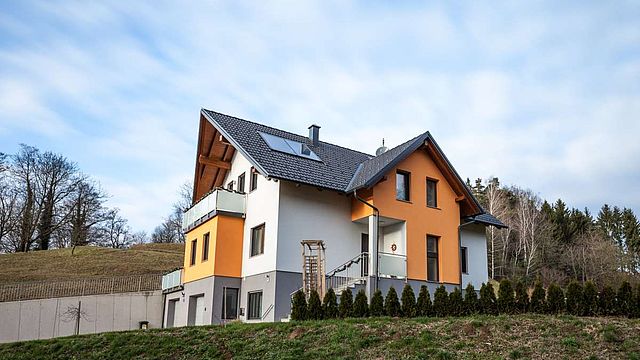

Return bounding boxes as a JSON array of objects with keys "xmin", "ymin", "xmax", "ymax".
[{"xmin": 0, "ymin": 0, "xmax": 638, "ymax": 230}]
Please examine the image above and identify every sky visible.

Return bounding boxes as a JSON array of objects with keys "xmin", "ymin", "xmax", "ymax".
[{"xmin": 0, "ymin": 1, "xmax": 639, "ymax": 233}]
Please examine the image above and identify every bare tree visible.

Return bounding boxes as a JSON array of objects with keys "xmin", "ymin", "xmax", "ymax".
[
  {"xmin": 512, "ymin": 188, "xmax": 548, "ymax": 277},
  {"xmin": 97, "ymin": 208, "xmax": 133, "ymax": 249},
  {"xmin": 11, "ymin": 145, "xmax": 41, "ymax": 252},
  {"xmin": 151, "ymin": 181, "xmax": 192, "ymax": 244},
  {"xmin": 484, "ymin": 177, "xmax": 509, "ymax": 279}
]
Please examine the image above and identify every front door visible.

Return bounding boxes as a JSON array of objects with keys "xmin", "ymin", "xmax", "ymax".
[
  {"xmin": 361, "ymin": 233, "xmax": 369, "ymax": 276},
  {"xmin": 195, "ymin": 295, "xmax": 205, "ymax": 325},
  {"xmin": 166, "ymin": 299, "xmax": 178, "ymax": 328}
]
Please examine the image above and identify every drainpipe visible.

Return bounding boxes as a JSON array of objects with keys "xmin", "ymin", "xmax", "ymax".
[
  {"xmin": 161, "ymin": 292, "xmax": 166, "ymax": 328},
  {"xmin": 353, "ymin": 189, "xmax": 380, "ymax": 292},
  {"xmin": 458, "ymin": 219, "xmax": 476, "ymax": 290}
]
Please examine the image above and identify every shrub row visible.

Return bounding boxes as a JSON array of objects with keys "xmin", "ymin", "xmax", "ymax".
[{"xmin": 290, "ymin": 280, "xmax": 640, "ymax": 320}]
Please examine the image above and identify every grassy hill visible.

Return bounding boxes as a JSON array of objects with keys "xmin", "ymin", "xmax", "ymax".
[
  {"xmin": 0, "ymin": 315, "xmax": 638, "ymax": 359},
  {"xmin": 0, "ymin": 243, "xmax": 184, "ymax": 284}
]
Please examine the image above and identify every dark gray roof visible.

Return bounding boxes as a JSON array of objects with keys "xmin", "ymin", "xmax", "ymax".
[
  {"xmin": 466, "ymin": 213, "xmax": 507, "ymax": 228},
  {"xmin": 202, "ymin": 109, "xmax": 372, "ymax": 191},
  {"xmin": 201, "ymin": 108, "xmax": 505, "ymax": 226}
]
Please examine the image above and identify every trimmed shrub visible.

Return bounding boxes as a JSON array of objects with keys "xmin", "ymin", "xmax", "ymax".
[
  {"xmin": 433, "ymin": 285, "xmax": 449, "ymax": 317},
  {"xmin": 497, "ymin": 279, "xmax": 515, "ymax": 314},
  {"xmin": 339, "ymin": 288, "xmax": 353, "ymax": 318},
  {"xmin": 353, "ymin": 289, "xmax": 369, "ymax": 317},
  {"xmin": 514, "ymin": 280, "xmax": 529, "ymax": 314},
  {"xmin": 546, "ymin": 283, "xmax": 565, "ymax": 314},
  {"xmin": 385, "ymin": 287, "xmax": 401, "ymax": 317},
  {"xmin": 322, "ymin": 288, "xmax": 339, "ymax": 319},
  {"xmin": 463, "ymin": 283, "xmax": 478, "ymax": 315},
  {"xmin": 633, "ymin": 284, "xmax": 640, "ymax": 319},
  {"xmin": 529, "ymin": 281, "xmax": 546, "ymax": 314},
  {"xmin": 291, "ymin": 290, "xmax": 308, "ymax": 320},
  {"xmin": 449, "ymin": 287, "xmax": 464, "ymax": 316},
  {"xmin": 582, "ymin": 281, "xmax": 598, "ymax": 316},
  {"xmin": 369, "ymin": 289, "xmax": 384, "ymax": 317},
  {"xmin": 479, "ymin": 283, "xmax": 497, "ymax": 315},
  {"xmin": 416, "ymin": 285, "xmax": 432, "ymax": 317},
  {"xmin": 565, "ymin": 281, "xmax": 583, "ymax": 316},
  {"xmin": 599, "ymin": 285, "xmax": 616, "ymax": 316},
  {"xmin": 401, "ymin": 284, "xmax": 416, "ymax": 317},
  {"xmin": 616, "ymin": 281, "xmax": 633, "ymax": 317},
  {"xmin": 307, "ymin": 290, "xmax": 323, "ymax": 320}
]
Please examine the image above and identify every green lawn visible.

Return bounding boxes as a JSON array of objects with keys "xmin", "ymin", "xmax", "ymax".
[
  {"xmin": 1, "ymin": 315, "xmax": 639, "ymax": 359},
  {"xmin": 0, "ymin": 243, "xmax": 184, "ymax": 284}
]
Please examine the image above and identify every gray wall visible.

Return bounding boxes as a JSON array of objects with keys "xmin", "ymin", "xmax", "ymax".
[{"xmin": 0, "ymin": 290, "xmax": 163, "ymax": 344}]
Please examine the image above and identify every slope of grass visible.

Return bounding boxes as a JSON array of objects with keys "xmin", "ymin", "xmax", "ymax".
[
  {"xmin": 0, "ymin": 315, "xmax": 638, "ymax": 359},
  {"xmin": 0, "ymin": 243, "xmax": 184, "ymax": 284}
]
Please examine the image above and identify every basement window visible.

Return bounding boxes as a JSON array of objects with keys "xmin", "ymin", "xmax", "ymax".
[
  {"xmin": 247, "ymin": 291, "xmax": 263, "ymax": 320},
  {"xmin": 258, "ymin": 132, "xmax": 321, "ymax": 161}
]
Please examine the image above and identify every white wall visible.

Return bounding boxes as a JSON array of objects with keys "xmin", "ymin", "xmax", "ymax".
[
  {"xmin": 277, "ymin": 181, "xmax": 365, "ymax": 273},
  {"xmin": 223, "ymin": 152, "xmax": 280, "ymax": 277},
  {"xmin": 461, "ymin": 224, "xmax": 489, "ymax": 289}
]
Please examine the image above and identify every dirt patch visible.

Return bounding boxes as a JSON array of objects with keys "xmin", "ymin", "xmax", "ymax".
[{"xmin": 288, "ymin": 328, "xmax": 305, "ymax": 339}]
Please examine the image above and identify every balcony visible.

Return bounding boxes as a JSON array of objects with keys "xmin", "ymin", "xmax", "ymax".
[
  {"xmin": 162, "ymin": 268, "xmax": 183, "ymax": 293},
  {"xmin": 378, "ymin": 252, "xmax": 407, "ymax": 279},
  {"xmin": 182, "ymin": 189, "xmax": 246, "ymax": 232}
]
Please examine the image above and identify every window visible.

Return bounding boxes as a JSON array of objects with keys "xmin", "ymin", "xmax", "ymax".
[
  {"xmin": 461, "ymin": 246, "xmax": 468, "ymax": 274},
  {"xmin": 250, "ymin": 224, "xmax": 265, "ymax": 257},
  {"xmin": 202, "ymin": 233, "xmax": 210, "ymax": 261},
  {"xmin": 258, "ymin": 132, "xmax": 321, "ymax": 161},
  {"xmin": 190, "ymin": 239, "xmax": 197, "ymax": 266},
  {"xmin": 227, "ymin": 181, "xmax": 234, "ymax": 191},
  {"xmin": 396, "ymin": 171, "xmax": 410, "ymax": 201},
  {"xmin": 238, "ymin": 173, "xmax": 246, "ymax": 193},
  {"xmin": 247, "ymin": 291, "xmax": 263, "ymax": 320},
  {"xmin": 427, "ymin": 178, "xmax": 438, "ymax": 208},
  {"xmin": 427, "ymin": 235, "xmax": 439, "ymax": 282},
  {"xmin": 250, "ymin": 167, "xmax": 258, "ymax": 192},
  {"xmin": 222, "ymin": 287, "xmax": 239, "ymax": 320}
]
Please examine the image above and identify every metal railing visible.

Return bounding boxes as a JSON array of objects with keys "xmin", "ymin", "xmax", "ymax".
[
  {"xmin": 326, "ymin": 252, "xmax": 368, "ymax": 292},
  {"xmin": 0, "ymin": 274, "xmax": 163, "ymax": 303}
]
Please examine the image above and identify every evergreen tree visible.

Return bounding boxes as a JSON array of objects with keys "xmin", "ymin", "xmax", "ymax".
[
  {"xmin": 353, "ymin": 289, "xmax": 369, "ymax": 317},
  {"xmin": 617, "ymin": 281, "xmax": 633, "ymax": 317},
  {"xmin": 369, "ymin": 289, "xmax": 384, "ymax": 317},
  {"xmin": 514, "ymin": 280, "xmax": 529, "ymax": 314},
  {"xmin": 565, "ymin": 281, "xmax": 583, "ymax": 316},
  {"xmin": 433, "ymin": 285, "xmax": 449, "ymax": 317},
  {"xmin": 400, "ymin": 284, "xmax": 416, "ymax": 317},
  {"xmin": 463, "ymin": 283, "xmax": 478, "ymax": 315},
  {"xmin": 633, "ymin": 284, "xmax": 640, "ymax": 319},
  {"xmin": 599, "ymin": 286, "xmax": 616, "ymax": 316},
  {"xmin": 339, "ymin": 288, "xmax": 353, "ymax": 318},
  {"xmin": 479, "ymin": 283, "xmax": 497, "ymax": 315},
  {"xmin": 582, "ymin": 281, "xmax": 598, "ymax": 316},
  {"xmin": 307, "ymin": 290, "xmax": 323, "ymax": 320},
  {"xmin": 546, "ymin": 283, "xmax": 565, "ymax": 314},
  {"xmin": 416, "ymin": 285, "xmax": 432, "ymax": 317},
  {"xmin": 529, "ymin": 281, "xmax": 546, "ymax": 313},
  {"xmin": 384, "ymin": 287, "xmax": 401, "ymax": 317},
  {"xmin": 449, "ymin": 287, "xmax": 464, "ymax": 316},
  {"xmin": 322, "ymin": 288, "xmax": 339, "ymax": 319},
  {"xmin": 497, "ymin": 279, "xmax": 515, "ymax": 314},
  {"xmin": 291, "ymin": 290, "xmax": 308, "ymax": 321}
]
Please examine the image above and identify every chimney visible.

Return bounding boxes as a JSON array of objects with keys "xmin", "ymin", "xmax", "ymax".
[{"xmin": 308, "ymin": 124, "xmax": 320, "ymax": 146}]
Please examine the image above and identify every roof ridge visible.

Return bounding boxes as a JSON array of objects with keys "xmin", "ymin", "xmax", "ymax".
[{"xmin": 202, "ymin": 108, "xmax": 374, "ymax": 157}]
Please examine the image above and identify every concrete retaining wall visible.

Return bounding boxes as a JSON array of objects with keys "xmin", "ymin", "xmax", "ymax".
[{"xmin": 0, "ymin": 290, "xmax": 163, "ymax": 344}]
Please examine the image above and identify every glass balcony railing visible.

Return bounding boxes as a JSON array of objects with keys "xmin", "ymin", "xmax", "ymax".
[
  {"xmin": 182, "ymin": 189, "xmax": 246, "ymax": 231},
  {"xmin": 378, "ymin": 252, "xmax": 407, "ymax": 279},
  {"xmin": 162, "ymin": 268, "xmax": 183, "ymax": 291}
]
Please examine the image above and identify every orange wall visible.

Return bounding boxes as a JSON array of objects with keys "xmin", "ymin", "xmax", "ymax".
[
  {"xmin": 358, "ymin": 149, "xmax": 461, "ymax": 284},
  {"xmin": 182, "ymin": 214, "xmax": 244, "ymax": 283}
]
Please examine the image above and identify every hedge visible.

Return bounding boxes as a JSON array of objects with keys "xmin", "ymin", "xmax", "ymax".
[
  {"xmin": 353, "ymin": 289, "xmax": 369, "ymax": 317},
  {"xmin": 384, "ymin": 287, "xmax": 401, "ymax": 317},
  {"xmin": 339, "ymin": 288, "xmax": 353, "ymax": 318}
]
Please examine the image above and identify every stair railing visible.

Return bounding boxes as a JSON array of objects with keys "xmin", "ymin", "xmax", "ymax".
[{"xmin": 326, "ymin": 252, "xmax": 368, "ymax": 292}]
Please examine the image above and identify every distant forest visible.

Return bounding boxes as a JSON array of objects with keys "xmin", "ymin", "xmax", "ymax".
[
  {"xmin": 467, "ymin": 178, "xmax": 640, "ymax": 287},
  {"xmin": 1, "ymin": 145, "xmax": 638, "ymax": 287}
]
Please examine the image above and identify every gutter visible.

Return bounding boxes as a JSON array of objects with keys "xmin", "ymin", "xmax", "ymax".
[
  {"xmin": 353, "ymin": 189, "xmax": 380, "ymax": 292},
  {"xmin": 457, "ymin": 219, "xmax": 476, "ymax": 290}
]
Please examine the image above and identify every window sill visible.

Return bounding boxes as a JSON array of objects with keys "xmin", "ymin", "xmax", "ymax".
[
  {"xmin": 427, "ymin": 206, "xmax": 441, "ymax": 210},
  {"xmin": 249, "ymin": 253, "xmax": 265, "ymax": 259},
  {"xmin": 395, "ymin": 199, "xmax": 412, "ymax": 204}
]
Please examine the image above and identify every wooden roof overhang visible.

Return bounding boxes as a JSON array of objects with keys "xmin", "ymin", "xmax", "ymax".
[{"xmin": 192, "ymin": 114, "xmax": 236, "ymax": 203}]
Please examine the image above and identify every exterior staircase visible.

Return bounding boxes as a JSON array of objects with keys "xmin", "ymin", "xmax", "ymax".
[{"xmin": 326, "ymin": 252, "xmax": 368, "ymax": 294}]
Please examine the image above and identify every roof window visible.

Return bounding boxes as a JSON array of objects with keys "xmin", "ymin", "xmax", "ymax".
[{"xmin": 258, "ymin": 132, "xmax": 321, "ymax": 161}]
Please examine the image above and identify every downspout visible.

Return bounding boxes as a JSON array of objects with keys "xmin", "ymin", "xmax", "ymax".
[
  {"xmin": 161, "ymin": 292, "xmax": 166, "ymax": 329},
  {"xmin": 458, "ymin": 219, "xmax": 476, "ymax": 290},
  {"xmin": 353, "ymin": 189, "xmax": 380, "ymax": 292}
]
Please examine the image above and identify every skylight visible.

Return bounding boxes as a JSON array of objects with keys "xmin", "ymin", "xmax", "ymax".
[{"xmin": 258, "ymin": 132, "xmax": 321, "ymax": 161}]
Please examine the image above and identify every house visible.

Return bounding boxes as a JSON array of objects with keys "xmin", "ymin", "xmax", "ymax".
[{"xmin": 161, "ymin": 109, "xmax": 505, "ymax": 326}]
